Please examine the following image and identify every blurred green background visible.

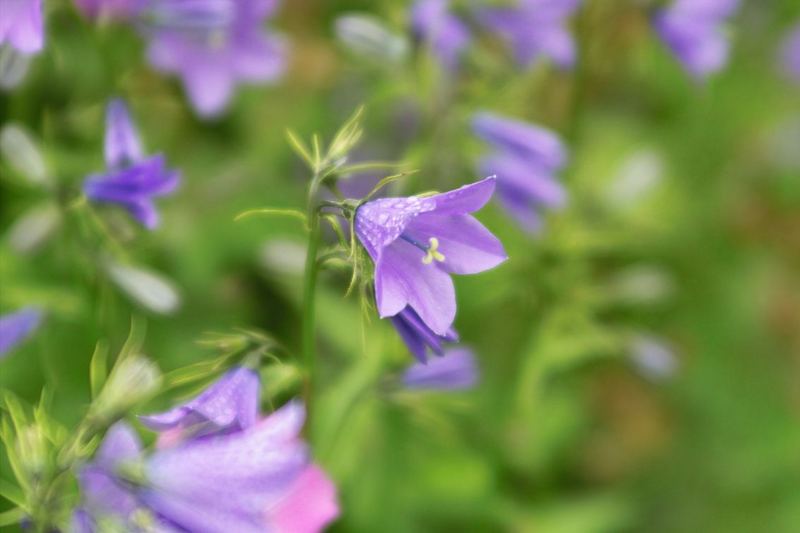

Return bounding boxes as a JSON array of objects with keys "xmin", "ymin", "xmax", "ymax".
[{"xmin": 2, "ymin": 0, "xmax": 800, "ymax": 531}]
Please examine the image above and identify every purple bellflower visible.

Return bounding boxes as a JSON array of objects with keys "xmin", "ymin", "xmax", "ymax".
[
  {"xmin": 355, "ymin": 176, "xmax": 507, "ymax": 336},
  {"xmin": 0, "ymin": 307, "xmax": 42, "ymax": 358},
  {"xmin": 133, "ymin": 365, "xmax": 340, "ymax": 531},
  {"xmin": 478, "ymin": 0, "xmax": 581, "ymax": 70},
  {"xmin": 780, "ymin": 24, "xmax": 800, "ymax": 83},
  {"xmin": 83, "ymin": 99, "xmax": 179, "ymax": 229},
  {"xmin": 391, "ymin": 306, "xmax": 458, "ymax": 362},
  {"xmin": 653, "ymin": 0, "xmax": 740, "ymax": 80},
  {"xmin": 77, "ymin": 401, "xmax": 339, "ymax": 532},
  {"xmin": 473, "ymin": 112, "xmax": 567, "ymax": 232},
  {"xmin": 141, "ymin": 0, "xmax": 286, "ymax": 117},
  {"xmin": 139, "ymin": 366, "xmax": 260, "ymax": 441},
  {"xmin": 0, "ymin": 0, "xmax": 44, "ymax": 55},
  {"xmin": 402, "ymin": 347, "xmax": 479, "ymax": 391},
  {"xmin": 410, "ymin": 0, "xmax": 471, "ymax": 72}
]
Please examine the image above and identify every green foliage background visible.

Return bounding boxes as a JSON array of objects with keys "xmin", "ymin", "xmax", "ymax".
[{"xmin": 2, "ymin": 0, "xmax": 799, "ymax": 531}]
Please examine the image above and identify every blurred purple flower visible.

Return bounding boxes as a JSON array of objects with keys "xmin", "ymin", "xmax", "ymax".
[
  {"xmin": 355, "ymin": 177, "xmax": 507, "ymax": 335},
  {"xmin": 73, "ymin": 0, "xmax": 141, "ymax": 22},
  {"xmin": 0, "ymin": 0, "xmax": 44, "ymax": 54},
  {"xmin": 77, "ymin": 400, "xmax": 338, "ymax": 532},
  {"xmin": 410, "ymin": 0, "xmax": 471, "ymax": 72},
  {"xmin": 653, "ymin": 0, "xmax": 740, "ymax": 80},
  {"xmin": 780, "ymin": 24, "xmax": 800, "ymax": 83},
  {"xmin": 139, "ymin": 366, "xmax": 260, "ymax": 440},
  {"xmin": 477, "ymin": 0, "xmax": 580, "ymax": 69},
  {"xmin": 141, "ymin": 0, "xmax": 286, "ymax": 117},
  {"xmin": 473, "ymin": 112, "xmax": 567, "ymax": 232},
  {"xmin": 391, "ymin": 306, "xmax": 458, "ymax": 362},
  {"xmin": 402, "ymin": 347, "xmax": 478, "ymax": 391},
  {"xmin": 271, "ymin": 464, "xmax": 340, "ymax": 533},
  {"xmin": 0, "ymin": 307, "xmax": 42, "ymax": 357},
  {"xmin": 83, "ymin": 99, "xmax": 179, "ymax": 229}
]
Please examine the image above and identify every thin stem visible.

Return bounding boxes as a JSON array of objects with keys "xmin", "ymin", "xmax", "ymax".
[{"xmin": 301, "ymin": 177, "xmax": 323, "ymax": 433}]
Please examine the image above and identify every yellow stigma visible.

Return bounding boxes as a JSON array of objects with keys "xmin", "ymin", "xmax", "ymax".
[{"xmin": 422, "ymin": 237, "xmax": 446, "ymax": 265}]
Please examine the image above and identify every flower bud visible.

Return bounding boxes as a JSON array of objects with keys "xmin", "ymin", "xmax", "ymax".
[
  {"xmin": 334, "ymin": 14, "xmax": 408, "ymax": 64},
  {"xmin": 90, "ymin": 355, "xmax": 162, "ymax": 424},
  {"xmin": 0, "ymin": 124, "xmax": 49, "ymax": 186}
]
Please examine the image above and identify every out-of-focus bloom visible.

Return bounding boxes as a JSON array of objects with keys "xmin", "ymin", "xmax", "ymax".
[
  {"xmin": 140, "ymin": 366, "xmax": 260, "ymax": 440},
  {"xmin": 355, "ymin": 177, "xmax": 507, "ymax": 335},
  {"xmin": 478, "ymin": 0, "xmax": 581, "ymax": 69},
  {"xmin": 141, "ymin": 0, "xmax": 286, "ymax": 117},
  {"xmin": 410, "ymin": 0, "xmax": 471, "ymax": 72},
  {"xmin": 473, "ymin": 112, "xmax": 567, "ymax": 232},
  {"xmin": 391, "ymin": 306, "xmax": 458, "ymax": 362},
  {"xmin": 335, "ymin": 13, "xmax": 408, "ymax": 64},
  {"xmin": 0, "ymin": 307, "xmax": 42, "ymax": 357},
  {"xmin": 653, "ymin": 0, "xmax": 740, "ymax": 80},
  {"xmin": 73, "ymin": 0, "xmax": 140, "ymax": 22},
  {"xmin": 78, "ymin": 400, "xmax": 339, "ymax": 532},
  {"xmin": 272, "ymin": 464, "xmax": 341, "ymax": 533},
  {"xmin": 402, "ymin": 348, "xmax": 478, "ymax": 391},
  {"xmin": 83, "ymin": 99, "xmax": 179, "ymax": 229},
  {"xmin": 780, "ymin": 24, "xmax": 800, "ymax": 83},
  {"xmin": 605, "ymin": 148, "xmax": 664, "ymax": 210},
  {"xmin": 0, "ymin": 0, "xmax": 44, "ymax": 54},
  {"xmin": 629, "ymin": 334, "xmax": 678, "ymax": 382}
]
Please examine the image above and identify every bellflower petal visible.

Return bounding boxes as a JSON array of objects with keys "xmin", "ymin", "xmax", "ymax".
[
  {"xmin": 142, "ymin": 402, "xmax": 309, "ymax": 533},
  {"xmin": 402, "ymin": 347, "xmax": 478, "ymax": 391},
  {"xmin": 478, "ymin": 0, "xmax": 580, "ymax": 70},
  {"xmin": 140, "ymin": 366, "xmax": 260, "ymax": 439},
  {"xmin": 473, "ymin": 113, "xmax": 567, "ymax": 233},
  {"xmin": 141, "ymin": 0, "xmax": 286, "ymax": 117},
  {"xmin": 271, "ymin": 465, "xmax": 340, "ymax": 533},
  {"xmin": 0, "ymin": 307, "xmax": 42, "ymax": 357},
  {"xmin": 83, "ymin": 100, "xmax": 180, "ymax": 230},
  {"xmin": 77, "ymin": 423, "xmax": 143, "ymax": 520},
  {"xmin": 105, "ymin": 99, "xmax": 144, "ymax": 169},
  {"xmin": 356, "ymin": 177, "xmax": 506, "ymax": 335},
  {"xmin": 391, "ymin": 306, "xmax": 458, "ymax": 362},
  {"xmin": 653, "ymin": 0, "xmax": 740, "ymax": 79},
  {"xmin": 473, "ymin": 112, "xmax": 566, "ymax": 170},
  {"xmin": 0, "ymin": 0, "xmax": 44, "ymax": 54},
  {"xmin": 376, "ymin": 241, "xmax": 457, "ymax": 333},
  {"xmin": 410, "ymin": 0, "xmax": 471, "ymax": 72}
]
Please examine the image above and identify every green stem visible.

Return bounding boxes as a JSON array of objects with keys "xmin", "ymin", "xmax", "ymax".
[{"xmin": 301, "ymin": 179, "xmax": 323, "ymax": 432}]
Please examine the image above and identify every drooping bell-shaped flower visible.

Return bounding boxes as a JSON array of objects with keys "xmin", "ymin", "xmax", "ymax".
[
  {"xmin": 83, "ymin": 99, "xmax": 179, "ymax": 229},
  {"xmin": 402, "ymin": 347, "xmax": 478, "ymax": 391},
  {"xmin": 139, "ymin": 366, "xmax": 260, "ymax": 441},
  {"xmin": 391, "ymin": 306, "xmax": 458, "ymax": 362},
  {"xmin": 355, "ymin": 177, "xmax": 507, "ymax": 335},
  {"xmin": 473, "ymin": 112, "xmax": 567, "ymax": 232},
  {"xmin": 653, "ymin": 0, "xmax": 740, "ymax": 80},
  {"xmin": 410, "ymin": 0, "xmax": 471, "ymax": 72},
  {"xmin": 141, "ymin": 0, "xmax": 286, "ymax": 117},
  {"xmin": 477, "ymin": 0, "xmax": 581, "ymax": 70},
  {"xmin": 0, "ymin": 307, "xmax": 42, "ymax": 358},
  {"xmin": 780, "ymin": 23, "xmax": 800, "ymax": 83},
  {"xmin": 0, "ymin": 0, "xmax": 44, "ymax": 55}
]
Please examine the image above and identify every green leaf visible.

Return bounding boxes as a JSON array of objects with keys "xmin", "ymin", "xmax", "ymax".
[
  {"xmin": 0, "ymin": 478, "xmax": 25, "ymax": 508},
  {"xmin": 234, "ymin": 208, "xmax": 308, "ymax": 228},
  {"xmin": 0, "ymin": 506, "xmax": 25, "ymax": 527},
  {"xmin": 90, "ymin": 340, "xmax": 109, "ymax": 399},
  {"xmin": 285, "ymin": 129, "xmax": 314, "ymax": 167}
]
